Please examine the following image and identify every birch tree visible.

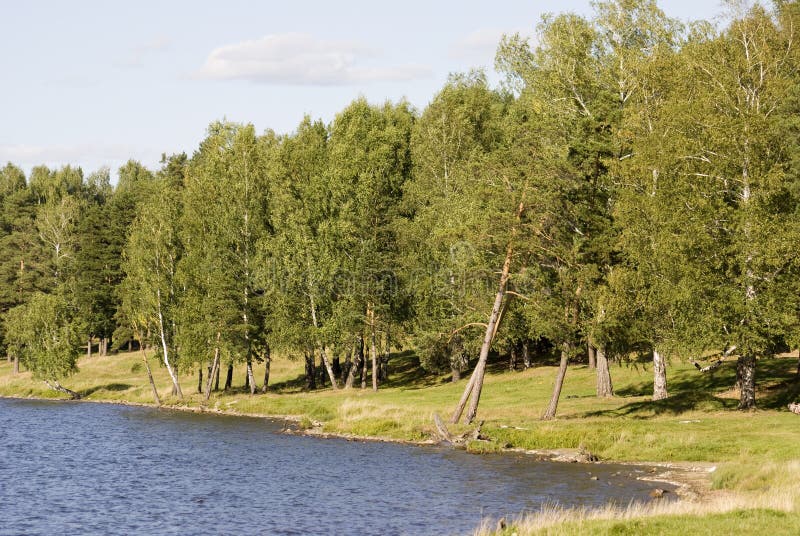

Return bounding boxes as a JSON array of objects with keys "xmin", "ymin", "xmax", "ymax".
[
  {"xmin": 327, "ymin": 99, "xmax": 414, "ymax": 391},
  {"xmin": 402, "ymin": 72, "xmax": 508, "ymax": 384},
  {"xmin": 119, "ymin": 170, "xmax": 185, "ymax": 398},
  {"xmin": 666, "ymin": 3, "xmax": 800, "ymax": 409},
  {"xmin": 179, "ymin": 122, "xmax": 269, "ymax": 395},
  {"xmin": 4, "ymin": 292, "xmax": 81, "ymax": 398},
  {"xmin": 260, "ymin": 117, "xmax": 343, "ymax": 389}
]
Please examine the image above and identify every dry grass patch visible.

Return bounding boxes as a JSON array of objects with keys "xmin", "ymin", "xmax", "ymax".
[{"xmin": 476, "ymin": 461, "xmax": 800, "ymax": 535}]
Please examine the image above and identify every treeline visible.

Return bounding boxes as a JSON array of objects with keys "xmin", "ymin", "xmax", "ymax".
[{"xmin": 3, "ymin": 0, "xmax": 800, "ymax": 418}]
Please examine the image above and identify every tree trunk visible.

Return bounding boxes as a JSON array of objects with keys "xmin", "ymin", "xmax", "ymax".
[
  {"xmin": 246, "ymin": 359, "xmax": 256, "ymax": 395},
  {"xmin": 87, "ymin": 337, "xmax": 92, "ymax": 359},
  {"xmin": 451, "ymin": 237, "xmax": 515, "ymax": 425},
  {"xmin": 509, "ymin": 345, "xmax": 518, "ymax": 371},
  {"xmin": 737, "ymin": 354, "xmax": 756, "ymax": 410},
  {"xmin": 214, "ymin": 364, "xmax": 220, "ymax": 391},
  {"xmin": 13, "ymin": 355, "xmax": 19, "ymax": 375},
  {"xmin": 340, "ymin": 352, "xmax": 350, "ymax": 385},
  {"xmin": 595, "ymin": 345, "xmax": 613, "ymax": 398},
  {"xmin": 588, "ymin": 344, "xmax": 596, "ymax": 369},
  {"xmin": 205, "ymin": 347, "xmax": 220, "ymax": 401},
  {"xmin": 224, "ymin": 364, "xmax": 233, "ymax": 391},
  {"xmin": 157, "ymin": 290, "xmax": 182, "ymax": 399},
  {"xmin": 653, "ymin": 348, "xmax": 668, "ymax": 401},
  {"xmin": 451, "ymin": 365, "xmax": 461, "ymax": 382},
  {"xmin": 305, "ymin": 352, "xmax": 317, "ymax": 390},
  {"xmin": 100, "ymin": 338, "xmax": 107, "ymax": 357},
  {"xmin": 796, "ymin": 349, "xmax": 800, "ymax": 376},
  {"xmin": 197, "ymin": 367, "xmax": 203, "ymax": 394},
  {"xmin": 45, "ymin": 380, "xmax": 81, "ymax": 400},
  {"xmin": 369, "ymin": 308, "xmax": 378, "ymax": 392},
  {"xmin": 345, "ymin": 338, "xmax": 363, "ymax": 389},
  {"xmin": 332, "ymin": 355, "xmax": 342, "ymax": 379},
  {"xmin": 140, "ymin": 347, "xmax": 161, "ymax": 406},
  {"xmin": 261, "ymin": 344, "xmax": 271, "ymax": 393},
  {"xmin": 522, "ymin": 340, "xmax": 531, "ymax": 369},
  {"xmin": 320, "ymin": 347, "xmax": 339, "ymax": 390},
  {"xmin": 360, "ymin": 337, "xmax": 368, "ymax": 389},
  {"xmin": 542, "ymin": 343, "xmax": 570, "ymax": 420},
  {"xmin": 317, "ymin": 353, "xmax": 326, "ymax": 387}
]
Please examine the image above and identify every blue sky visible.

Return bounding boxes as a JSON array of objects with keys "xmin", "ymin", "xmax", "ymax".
[{"xmin": 0, "ymin": 0, "xmax": 726, "ymax": 179}]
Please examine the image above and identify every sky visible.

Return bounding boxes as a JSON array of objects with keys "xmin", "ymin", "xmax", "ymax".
[{"xmin": 0, "ymin": 0, "xmax": 728, "ymax": 180}]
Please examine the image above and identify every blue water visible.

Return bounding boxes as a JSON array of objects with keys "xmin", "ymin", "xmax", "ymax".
[{"xmin": 0, "ymin": 398, "xmax": 666, "ymax": 535}]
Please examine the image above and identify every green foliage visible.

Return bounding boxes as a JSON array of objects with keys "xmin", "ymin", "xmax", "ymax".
[
  {"xmin": 118, "ymin": 168, "xmax": 183, "ymax": 359},
  {"xmin": 401, "ymin": 71, "xmax": 510, "ymax": 357},
  {"xmin": 3, "ymin": 1, "xmax": 800, "ymax": 413},
  {"xmin": 178, "ymin": 122, "xmax": 269, "ymax": 367},
  {"xmin": 4, "ymin": 292, "xmax": 80, "ymax": 380}
]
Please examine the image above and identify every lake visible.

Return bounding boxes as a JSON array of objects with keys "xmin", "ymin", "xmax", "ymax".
[{"xmin": 0, "ymin": 398, "xmax": 668, "ymax": 535}]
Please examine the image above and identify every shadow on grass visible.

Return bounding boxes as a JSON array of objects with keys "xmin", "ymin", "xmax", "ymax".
[
  {"xmin": 584, "ymin": 391, "xmax": 739, "ymax": 418},
  {"xmin": 609, "ymin": 356, "xmax": 800, "ymax": 414},
  {"xmin": 81, "ymin": 383, "xmax": 133, "ymax": 397},
  {"xmin": 382, "ymin": 350, "xmax": 444, "ymax": 390},
  {"xmin": 267, "ymin": 350, "xmax": 445, "ymax": 394}
]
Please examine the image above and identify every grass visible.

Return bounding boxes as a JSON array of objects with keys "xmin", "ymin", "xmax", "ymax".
[
  {"xmin": 2, "ymin": 348, "xmax": 800, "ymax": 534},
  {"xmin": 476, "ymin": 462, "xmax": 800, "ymax": 534}
]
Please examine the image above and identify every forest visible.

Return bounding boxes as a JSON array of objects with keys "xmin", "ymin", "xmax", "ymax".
[{"xmin": 3, "ymin": 0, "xmax": 800, "ymax": 423}]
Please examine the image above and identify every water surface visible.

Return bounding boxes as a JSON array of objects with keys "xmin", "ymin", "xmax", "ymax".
[{"xmin": 0, "ymin": 398, "xmax": 667, "ymax": 535}]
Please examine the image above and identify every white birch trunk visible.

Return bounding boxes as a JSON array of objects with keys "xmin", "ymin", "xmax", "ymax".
[
  {"xmin": 157, "ymin": 288, "xmax": 182, "ymax": 399},
  {"xmin": 653, "ymin": 348, "xmax": 668, "ymax": 400}
]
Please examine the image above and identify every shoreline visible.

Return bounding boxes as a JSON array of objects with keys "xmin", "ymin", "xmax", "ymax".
[{"xmin": 0, "ymin": 391, "xmax": 712, "ymax": 502}]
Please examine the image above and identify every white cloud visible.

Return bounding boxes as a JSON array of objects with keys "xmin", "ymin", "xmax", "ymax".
[
  {"xmin": 122, "ymin": 36, "xmax": 172, "ymax": 67},
  {"xmin": 194, "ymin": 33, "xmax": 432, "ymax": 85},
  {"xmin": 450, "ymin": 28, "xmax": 535, "ymax": 62}
]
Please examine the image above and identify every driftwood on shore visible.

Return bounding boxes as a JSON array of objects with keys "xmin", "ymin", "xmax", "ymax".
[{"xmin": 433, "ymin": 413, "xmax": 485, "ymax": 445}]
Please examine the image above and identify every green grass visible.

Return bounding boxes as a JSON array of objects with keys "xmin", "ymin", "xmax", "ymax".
[
  {"xmin": 2, "ymin": 349, "xmax": 800, "ymax": 534},
  {"xmin": 504, "ymin": 509, "xmax": 800, "ymax": 535}
]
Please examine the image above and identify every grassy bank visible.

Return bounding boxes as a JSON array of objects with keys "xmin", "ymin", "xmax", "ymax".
[{"xmin": 2, "ymin": 350, "xmax": 799, "ymax": 534}]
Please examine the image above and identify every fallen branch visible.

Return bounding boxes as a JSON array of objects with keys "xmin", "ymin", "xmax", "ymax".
[
  {"xmin": 432, "ymin": 414, "xmax": 487, "ymax": 445},
  {"xmin": 692, "ymin": 345, "xmax": 737, "ymax": 373},
  {"xmin": 44, "ymin": 380, "xmax": 81, "ymax": 400},
  {"xmin": 433, "ymin": 413, "xmax": 453, "ymax": 443}
]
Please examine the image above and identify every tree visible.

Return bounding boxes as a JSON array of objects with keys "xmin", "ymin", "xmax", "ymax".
[
  {"xmin": 260, "ymin": 117, "xmax": 345, "ymax": 390},
  {"xmin": 326, "ymin": 98, "xmax": 415, "ymax": 391},
  {"xmin": 4, "ymin": 292, "xmax": 81, "ymax": 398},
  {"xmin": 178, "ymin": 123, "xmax": 269, "ymax": 396},
  {"xmin": 665, "ymin": 3, "xmax": 800, "ymax": 409},
  {"xmin": 119, "ymin": 167, "xmax": 185, "ymax": 399},
  {"xmin": 401, "ymin": 71, "xmax": 508, "ymax": 385},
  {"xmin": 0, "ymin": 165, "xmax": 45, "ymax": 361}
]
